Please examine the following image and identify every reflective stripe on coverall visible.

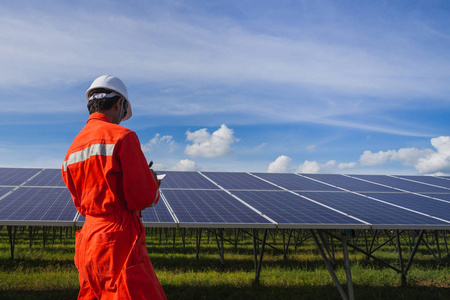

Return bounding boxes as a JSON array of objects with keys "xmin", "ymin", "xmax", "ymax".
[{"xmin": 62, "ymin": 113, "xmax": 166, "ymax": 299}]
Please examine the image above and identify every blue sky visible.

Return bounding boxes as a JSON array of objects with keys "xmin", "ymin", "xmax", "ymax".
[{"xmin": 1, "ymin": 0, "xmax": 450, "ymax": 175}]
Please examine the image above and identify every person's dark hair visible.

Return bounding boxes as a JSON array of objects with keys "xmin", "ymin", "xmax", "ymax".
[{"xmin": 87, "ymin": 88, "xmax": 122, "ymax": 114}]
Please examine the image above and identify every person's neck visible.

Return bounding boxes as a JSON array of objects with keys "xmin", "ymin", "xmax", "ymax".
[{"xmin": 98, "ymin": 110, "xmax": 119, "ymax": 124}]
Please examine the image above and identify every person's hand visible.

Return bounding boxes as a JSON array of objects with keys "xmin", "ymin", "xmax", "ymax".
[
  {"xmin": 149, "ymin": 161, "xmax": 161, "ymax": 186},
  {"xmin": 151, "ymin": 169, "xmax": 161, "ymax": 186}
]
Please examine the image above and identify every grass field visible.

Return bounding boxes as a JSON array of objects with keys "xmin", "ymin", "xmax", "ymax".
[{"xmin": 0, "ymin": 226, "xmax": 449, "ymax": 299}]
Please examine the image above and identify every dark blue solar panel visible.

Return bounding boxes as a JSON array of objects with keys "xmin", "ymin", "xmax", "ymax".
[
  {"xmin": 0, "ymin": 187, "xmax": 15, "ymax": 198},
  {"xmin": 299, "ymin": 192, "xmax": 449, "ymax": 226},
  {"xmin": 231, "ymin": 190, "xmax": 363, "ymax": 226},
  {"xmin": 163, "ymin": 189, "xmax": 272, "ymax": 225},
  {"xmin": 421, "ymin": 193, "xmax": 450, "ymax": 202},
  {"xmin": 396, "ymin": 176, "xmax": 450, "ymax": 189},
  {"xmin": 0, "ymin": 168, "xmax": 41, "ymax": 186},
  {"xmin": 157, "ymin": 171, "xmax": 219, "ymax": 189},
  {"xmin": 141, "ymin": 199, "xmax": 175, "ymax": 224},
  {"xmin": 350, "ymin": 175, "xmax": 449, "ymax": 193},
  {"xmin": 202, "ymin": 172, "xmax": 281, "ymax": 190},
  {"xmin": 251, "ymin": 173, "xmax": 340, "ymax": 191},
  {"xmin": 362, "ymin": 192, "xmax": 450, "ymax": 222},
  {"xmin": 302, "ymin": 174, "xmax": 397, "ymax": 192},
  {"xmin": 25, "ymin": 169, "xmax": 66, "ymax": 187},
  {"xmin": 0, "ymin": 187, "xmax": 77, "ymax": 222}
]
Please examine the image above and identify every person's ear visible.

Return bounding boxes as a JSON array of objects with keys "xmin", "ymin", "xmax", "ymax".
[{"xmin": 113, "ymin": 99, "xmax": 122, "ymax": 111}]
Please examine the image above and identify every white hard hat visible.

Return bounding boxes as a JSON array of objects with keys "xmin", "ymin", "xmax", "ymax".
[{"xmin": 86, "ymin": 75, "xmax": 133, "ymax": 121}]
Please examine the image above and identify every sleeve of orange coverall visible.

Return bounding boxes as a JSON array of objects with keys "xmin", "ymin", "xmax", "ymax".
[
  {"xmin": 61, "ymin": 161, "xmax": 82, "ymax": 213},
  {"xmin": 118, "ymin": 131, "xmax": 160, "ymax": 211}
]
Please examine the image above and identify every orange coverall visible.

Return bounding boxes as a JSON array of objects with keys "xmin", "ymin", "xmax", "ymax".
[{"xmin": 62, "ymin": 113, "xmax": 166, "ymax": 299}]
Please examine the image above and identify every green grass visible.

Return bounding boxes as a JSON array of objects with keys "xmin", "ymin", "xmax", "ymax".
[{"xmin": 0, "ymin": 227, "xmax": 449, "ymax": 299}]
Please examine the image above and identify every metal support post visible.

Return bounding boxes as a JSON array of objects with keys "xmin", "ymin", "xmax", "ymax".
[
  {"xmin": 369, "ymin": 230, "xmax": 378, "ymax": 254},
  {"xmin": 421, "ymin": 231, "xmax": 442, "ymax": 263},
  {"xmin": 196, "ymin": 228, "xmax": 202, "ymax": 259},
  {"xmin": 252, "ymin": 228, "xmax": 268, "ymax": 282},
  {"xmin": 443, "ymin": 231, "xmax": 449, "ymax": 255},
  {"xmin": 403, "ymin": 230, "xmax": 424, "ymax": 277},
  {"xmin": 179, "ymin": 228, "xmax": 186, "ymax": 251},
  {"xmin": 214, "ymin": 228, "xmax": 225, "ymax": 264},
  {"xmin": 318, "ymin": 230, "xmax": 335, "ymax": 264},
  {"xmin": 311, "ymin": 230, "xmax": 349, "ymax": 300},
  {"xmin": 396, "ymin": 230, "xmax": 406, "ymax": 287},
  {"xmin": 173, "ymin": 228, "xmax": 176, "ymax": 248},
  {"xmin": 435, "ymin": 231, "xmax": 442, "ymax": 261},
  {"xmin": 29, "ymin": 226, "xmax": 34, "ymax": 248},
  {"xmin": 7, "ymin": 226, "xmax": 17, "ymax": 260},
  {"xmin": 342, "ymin": 237, "xmax": 354, "ymax": 300},
  {"xmin": 43, "ymin": 226, "xmax": 47, "ymax": 248}
]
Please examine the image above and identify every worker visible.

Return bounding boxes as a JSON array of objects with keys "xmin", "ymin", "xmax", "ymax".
[{"xmin": 62, "ymin": 75, "xmax": 166, "ymax": 299}]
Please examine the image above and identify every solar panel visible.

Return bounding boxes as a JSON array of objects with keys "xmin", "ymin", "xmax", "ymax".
[
  {"xmin": 0, "ymin": 187, "xmax": 15, "ymax": 198},
  {"xmin": 202, "ymin": 172, "xmax": 281, "ymax": 190},
  {"xmin": 25, "ymin": 169, "xmax": 66, "ymax": 187},
  {"xmin": 299, "ymin": 192, "xmax": 449, "ymax": 229},
  {"xmin": 251, "ymin": 173, "xmax": 340, "ymax": 191},
  {"xmin": 141, "ymin": 197, "xmax": 176, "ymax": 227},
  {"xmin": 396, "ymin": 176, "xmax": 450, "ymax": 189},
  {"xmin": 162, "ymin": 189, "xmax": 274, "ymax": 227},
  {"xmin": 350, "ymin": 175, "xmax": 449, "ymax": 193},
  {"xmin": 157, "ymin": 171, "xmax": 219, "ymax": 190},
  {"xmin": 0, "ymin": 187, "xmax": 77, "ymax": 225},
  {"xmin": 231, "ymin": 190, "xmax": 366, "ymax": 229},
  {"xmin": 302, "ymin": 174, "xmax": 397, "ymax": 192},
  {"xmin": 421, "ymin": 193, "xmax": 450, "ymax": 202},
  {"xmin": 362, "ymin": 192, "xmax": 450, "ymax": 222},
  {"xmin": 1, "ymin": 168, "xmax": 449, "ymax": 230},
  {"xmin": 0, "ymin": 168, "xmax": 41, "ymax": 186}
]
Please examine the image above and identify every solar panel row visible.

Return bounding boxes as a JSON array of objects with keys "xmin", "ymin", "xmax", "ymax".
[{"xmin": 0, "ymin": 168, "xmax": 449, "ymax": 229}]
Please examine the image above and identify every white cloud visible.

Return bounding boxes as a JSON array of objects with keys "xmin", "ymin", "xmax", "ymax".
[
  {"xmin": 142, "ymin": 133, "xmax": 175, "ymax": 154},
  {"xmin": 415, "ymin": 136, "xmax": 450, "ymax": 174},
  {"xmin": 297, "ymin": 160, "xmax": 336, "ymax": 174},
  {"xmin": 359, "ymin": 136, "xmax": 450, "ymax": 175},
  {"xmin": 359, "ymin": 147, "xmax": 434, "ymax": 167},
  {"xmin": 306, "ymin": 145, "xmax": 316, "ymax": 151},
  {"xmin": 171, "ymin": 159, "xmax": 199, "ymax": 171},
  {"xmin": 255, "ymin": 143, "xmax": 266, "ymax": 150},
  {"xmin": 185, "ymin": 124, "xmax": 237, "ymax": 158},
  {"xmin": 395, "ymin": 147, "xmax": 434, "ymax": 166},
  {"xmin": 338, "ymin": 162, "xmax": 358, "ymax": 169},
  {"xmin": 268, "ymin": 155, "xmax": 292, "ymax": 173},
  {"xmin": 360, "ymin": 150, "xmax": 397, "ymax": 166},
  {"xmin": 152, "ymin": 163, "xmax": 166, "ymax": 171}
]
